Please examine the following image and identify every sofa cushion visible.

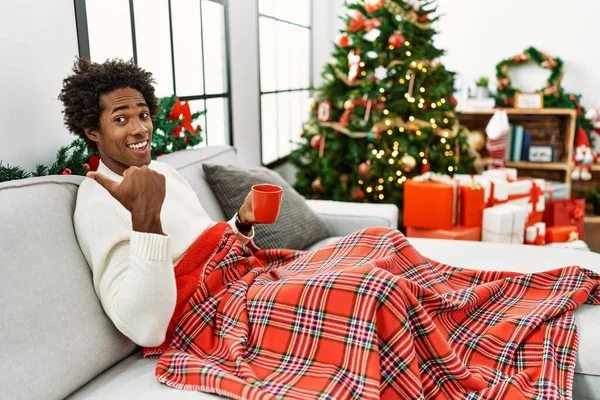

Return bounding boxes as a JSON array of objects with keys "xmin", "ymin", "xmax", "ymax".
[
  {"xmin": 202, "ymin": 163, "xmax": 331, "ymax": 249},
  {"xmin": 0, "ymin": 176, "xmax": 137, "ymax": 400}
]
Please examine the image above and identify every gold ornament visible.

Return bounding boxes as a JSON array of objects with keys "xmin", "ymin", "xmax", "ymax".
[
  {"xmin": 401, "ymin": 154, "xmax": 416, "ymax": 172},
  {"xmin": 467, "ymin": 130, "xmax": 486, "ymax": 152}
]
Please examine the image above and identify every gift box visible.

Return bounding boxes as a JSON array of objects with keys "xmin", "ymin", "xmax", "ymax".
[
  {"xmin": 482, "ymin": 203, "xmax": 528, "ymax": 244},
  {"xmin": 546, "ymin": 225, "xmax": 578, "ymax": 244},
  {"xmin": 544, "ymin": 198, "xmax": 585, "ymax": 239},
  {"xmin": 506, "ymin": 178, "xmax": 545, "ymax": 225},
  {"xmin": 453, "ymin": 174, "xmax": 509, "ymax": 207},
  {"xmin": 537, "ymin": 179, "xmax": 570, "ymax": 202},
  {"xmin": 404, "ymin": 173, "xmax": 458, "ymax": 230},
  {"xmin": 482, "ymin": 167, "xmax": 518, "ymax": 182},
  {"xmin": 406, "ymin": 226, "xmax": 481, "ymax": 241},
  {"xmin": 460, "ymin": 185, "xmax": 485, "ymax": 227},
  {"xmin": 525, "ymin": 222, "xmax": 546, "ymax": 245}
]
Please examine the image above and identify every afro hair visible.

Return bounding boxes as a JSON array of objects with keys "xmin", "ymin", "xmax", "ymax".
[{"xmin": 58, "ymin": 58, "xmax": 159, "ymax": 151}]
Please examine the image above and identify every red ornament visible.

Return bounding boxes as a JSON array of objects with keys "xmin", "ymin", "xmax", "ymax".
[
  {"xmin": 421, "ymin": 150, "xmax": 430, "ymax": 174},
  {"xmin": 388, "ymin": 32, "xmax": 405, "ymax": 48},
  {"xmin": 351, "ymin": 187, "xmax": 365, "ymax": 201},
  {"xmin": 311, "ymin": 178, "xmax": 323, "ymax": 191},
  {"xmin": 358, "ymin": 162, "xmax": 370, "ymax": 178},
  {"xmin": 347, "ymin": 10, "xmax": 366, "ymax": 32},
  {"xmin": 339, "ymin": 174, "xmax": 349, "ymax": 184},
  {"xmin": 310, "ymin": 135, "xmax": 321, "ymax": 149},
  {"xmin": 88, "ymin": 155, "xmax": 100, "ymax": 172},
  {"xmin": 448, "ymin": 96, "xmax": 458, "ymax": 107},
  {"xmin": 183, "ymin": 136, "xmax": 188, "ymax": 144},
  {"xmin": 195, "ymin": 124, "xmax": 203, "ymax": 132},
  {"xmin": 364, "ymin": 18, "xmax": 382, "ymax": 32},
  {"xmin": 61, "ymin": 167, "xmax": 72, "ymax": 176},
  {"xmin": 365, "ymin": 0, "xmax": 384, "ymax": 13},
  {"xmin": 336, "ymin": 33, "xmax": 352, "ymax": 48},
  {"xmin": 82, "ymin": 163, "xmax": 90, "ymax": 171}
]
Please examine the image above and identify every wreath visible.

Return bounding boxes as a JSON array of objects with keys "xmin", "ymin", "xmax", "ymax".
[
  {"xmin": 494, "ymin": 47, "xmax": 594, "ymax": 143},
  {"xmin": 495, "ymin": 46, "xmax": 564, "ymax": 107}
]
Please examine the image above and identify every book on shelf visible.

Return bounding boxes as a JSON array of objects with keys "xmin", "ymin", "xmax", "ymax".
[
  {"xmin": 505, "ymin": 124, "xmax": 513, "ymax": 161},
  {"xmin": 521, "ymin": 130, "xmax": 532, "ymax": 161},
  {"xmin": 512, "ymin": 125, "xmax": 524, "ymax": 161}
]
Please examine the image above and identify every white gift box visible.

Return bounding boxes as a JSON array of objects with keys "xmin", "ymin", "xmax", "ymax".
[
  {"xmin": 453, "ymin": 174, "xmax": 508, "ymax": 205},
  {"xmin": 482, "ymin": 203, "xmax": 528, "ymax": 244},
  {"xmin": 525, "ymin": 222, "xmax": 546, "ymax": 245},
  {"xmin": 482, "ymin": 167, "xmax": 518, "ymax": 182},
  {"xmin": 506, "ymin": 178, "xmax": 545, "ymax": 213}
]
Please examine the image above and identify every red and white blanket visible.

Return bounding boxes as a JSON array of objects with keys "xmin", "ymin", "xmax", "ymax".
[{"xmin": 143, "ymin": 222, "xmax": 599, "ymax": 399}]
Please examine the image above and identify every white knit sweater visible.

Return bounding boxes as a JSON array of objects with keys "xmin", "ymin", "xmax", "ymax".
[{"xmin": 73, "ymin": 160, "xmax": 253, "ymax": 347}]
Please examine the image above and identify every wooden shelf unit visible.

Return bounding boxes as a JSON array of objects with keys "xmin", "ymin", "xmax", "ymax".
[{"xmin": 459, "ymin": 108, "xmax": 577, "ymax": 196}]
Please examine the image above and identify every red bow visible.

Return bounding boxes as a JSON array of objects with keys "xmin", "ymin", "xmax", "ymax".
[
  {"xmin": 168, "ymin": 99, "xmax": 197, "ymax": 137},
  {"xmin": 571, "ymin": 207, "xmax": 584, "ymax": 222}
]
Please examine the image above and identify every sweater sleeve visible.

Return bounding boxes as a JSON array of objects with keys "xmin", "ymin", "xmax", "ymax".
[{"xmin": 75, "ymin": 199, "xmax": 177, "ymax": 347}]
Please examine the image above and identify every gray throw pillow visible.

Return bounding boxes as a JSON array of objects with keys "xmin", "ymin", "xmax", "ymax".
[{"xmin": 202, "ymin": 164, "xmax": 331, "ymax": 250}]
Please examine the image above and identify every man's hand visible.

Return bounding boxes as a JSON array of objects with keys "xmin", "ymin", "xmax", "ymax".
[
  {"xmin": 238, "ymin": 191, "xmax": 256, "ymax": 226},
  {"xmin": 87, "ymin": 166, "xmax": 166, "ymax": 235}
]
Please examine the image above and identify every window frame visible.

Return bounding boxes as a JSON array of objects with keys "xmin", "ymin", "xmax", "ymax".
[
  {"xmin": 73, "ymin": 0, "xmax": 234, "ymax": 146},
  {"xmin": 257, "ymin": 0, "xmax": 314, "ymax": 168}
]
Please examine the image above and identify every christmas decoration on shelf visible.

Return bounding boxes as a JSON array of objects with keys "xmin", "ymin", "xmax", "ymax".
[
  {"xmin": 571, "ymin": 128, "xmax": 594, "ymax": 181},
  {"xmin": 1, "ymin": 95, "xmax": 204, "ymax": 183},
  {"xmin": 289, "ymin": 0, "xmax": 473, "ymax": 207},
  {"xmin": 585, "ymin": 105, "xmax": 600, "ymax": 162},
  {"xmin": 494, "ymin": 47, "xmax": 595, "ymax": 145}
]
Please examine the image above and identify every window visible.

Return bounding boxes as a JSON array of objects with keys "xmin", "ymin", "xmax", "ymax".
[
  {"xmin": 74, "ymin": 0, "xmax": 233, "ymax": 146},
  {"xmin": 258, "ymin": 0, "xmax": 312, "ymax": 165}
]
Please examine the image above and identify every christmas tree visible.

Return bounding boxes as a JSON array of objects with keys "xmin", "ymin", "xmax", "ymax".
[{"xmin": 290, "ymin": 0, "xmax": 473, "ymax": 207}]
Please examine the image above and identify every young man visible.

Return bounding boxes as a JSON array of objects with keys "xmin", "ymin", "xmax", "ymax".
[{"xmin": 60, "ymin": 58, "xmax": 256, "ymax": 346}]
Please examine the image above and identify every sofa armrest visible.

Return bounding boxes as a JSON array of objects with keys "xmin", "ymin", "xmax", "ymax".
[{"xmin": 305, "ymin": 200, "xmax": 399, "ymax": 237}]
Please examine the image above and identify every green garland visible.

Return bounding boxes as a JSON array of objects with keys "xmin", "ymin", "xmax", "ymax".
[
  {"xmin": 0, "ymin": 95, "xmax": 204, "ymax": 183},
  {"xmin": 494, "ymin": 46, "xmax": 594, "ymax": 142}
]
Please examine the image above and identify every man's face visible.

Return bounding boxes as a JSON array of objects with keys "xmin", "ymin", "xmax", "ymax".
[{"xmin": 85, "ymin": 87, "xmax": 153, "ymax": 175}]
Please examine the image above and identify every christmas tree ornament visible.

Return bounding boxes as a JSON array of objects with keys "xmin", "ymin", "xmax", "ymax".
[
  {"xmin": 347, "ymin": 10, "xmax": 366, "ymax": 32},
  {"xmin": 406, "ymin": 70, "xmax": 416, "ymax": 97},
  {"xmin": 310, "ymin": 135, "xmax": 321, "ymax": 149},
  {"xmin": 571, "ymin": 128, "xmax": 594, "ymax": 181},
  {"xmin": 347, "ymin": 50, "xmax": 362, "ymax": 84},
  {"xmin": 61, "ymin": 167, "xmax": 72, "ymax": 176},
  {"xmin": 317, "ymin": 101, "xmax": 332, "ymax": 122},
  {"xmin": 364, "ymin": 18, "xmax": 382, "ymax": 32},
  {"xmin": 401, "ymin": 154, "xmax": 417, "ymax": 172},
  {"xmin": 358, "ymin": 161, "xmax": 370, "ymax": 177},
  {"xmin": 467, "ymin": 130, "xmax": 486, "ymax": 152},
  {"xmin": 388, "ymin": 32, "xmax": 405, "ymax": 47},
  {"xmin": 339, "ymin": 174, "xmax": 349, "ymax": 184},
  {"xmin": 363, "ymin": 29, "xmax": 381, "ymax": 42},
  {"xmin": 374, "ymin": 65, "xmax": 388, "ymax": 81},
  {"xmin": 336, "ymin": 33, "xmax": 352, "ymax": 48},
  {"xmin": 311, "ymin": 178, "xmax": 323, "ymax": 191},
  {"xmin": 339, "ymin": 99, "xmax": 355, "ymax": 127},
  {"xmin": 405, "ymin": 0, "xmax": 421, "ymax": 11},
  {"xmin": 351, "ymin": 187, "xmax": 365, "ymax": 201},
  {"xmin": 365, "ymin": 0, "xmax": 384, "ymax": 13},
  {"xmin": 366, "ymin": 51, "xmax": 379, "ymax": 59}
]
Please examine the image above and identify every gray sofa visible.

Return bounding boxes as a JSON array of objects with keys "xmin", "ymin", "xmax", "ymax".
[{"xmin": 1, "ymin": 145, "xmax": 599, "ymax": 400}]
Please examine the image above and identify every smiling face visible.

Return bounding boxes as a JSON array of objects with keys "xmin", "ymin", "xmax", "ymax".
[{"xmin": 84, "ymin": 87, "xmax": 153, "ymax": 176}]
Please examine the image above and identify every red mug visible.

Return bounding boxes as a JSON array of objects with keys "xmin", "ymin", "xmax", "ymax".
[{"xmin": 252, "ymin": 184, "xmax": 283, "ymax": 224}]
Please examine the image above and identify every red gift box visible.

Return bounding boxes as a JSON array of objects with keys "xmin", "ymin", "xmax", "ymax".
[
  {"xmin": 546, "ymin": 225, "xmax": 578, "ymax": 243},
  {"xmin": 404, "ymin": 176, "xmax": 457, "ymax": 230},
  {"xmin": 544, "ymin": 199, "xmax": 585, "ymax": 239},
  {"xmin": 406, "ymin": 226, "xmax": 481, "ymax": 241},
  {"xmin": 460, "ymin": 186, "xmax": 485, "ymax": 227}
]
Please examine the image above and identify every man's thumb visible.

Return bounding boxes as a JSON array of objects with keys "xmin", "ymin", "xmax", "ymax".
[{"xmin": 87, "ymin": 171, "xmax": 119, "ymax": 195}]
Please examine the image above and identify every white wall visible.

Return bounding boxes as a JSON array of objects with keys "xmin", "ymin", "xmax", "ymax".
[
  {"xmin": 0, "ymin": 0, "xmax": 79, "ymax": 171},
  {"xmin": 436, "ymin": 0, "xmax": 600, "ymax": 110}
]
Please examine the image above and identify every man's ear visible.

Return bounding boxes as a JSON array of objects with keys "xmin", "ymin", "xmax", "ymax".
[{"xmin": 84, "ymin": 128, "xmax": 99, "ymax": 144}]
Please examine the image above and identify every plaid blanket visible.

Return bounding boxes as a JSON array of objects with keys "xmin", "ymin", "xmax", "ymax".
[{"xmin": 146, "ymin": 222, "xmax": 599, "ymax": 399}]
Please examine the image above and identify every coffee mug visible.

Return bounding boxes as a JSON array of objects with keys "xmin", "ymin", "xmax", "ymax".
[{"xmin": 252, "ymin": 184, "xmax": 283, "ymax": 224}]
